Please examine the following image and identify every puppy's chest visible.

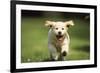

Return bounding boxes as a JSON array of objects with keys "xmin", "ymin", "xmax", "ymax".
[
  {"xmin": 56, "ymin": 40, "xmax": 63, "ymax": 46},
  {"xmin": 54, "ymin": 39, "xmax": 64, "ymax": 52},
  {"xmin": 53, "ymin": 38, "xmax": 65, "ymax": 48}
]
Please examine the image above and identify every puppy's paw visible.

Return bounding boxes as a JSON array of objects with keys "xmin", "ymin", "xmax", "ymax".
[
  {"xmin": 51, "ymin": 58, "xmax": 56, "ymax": 61},
  {"xmin": 62, "ymin": 51, "xmax": 67, "ymax": 56}
]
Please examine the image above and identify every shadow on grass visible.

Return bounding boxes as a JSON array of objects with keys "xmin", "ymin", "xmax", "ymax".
[
  {"xmin": 42, "ymin": 58, "xmax": 56, "ymax": 62},
  {"xmin": 74, "ymin": 45, "xmax": 90, "ymax": 52}
]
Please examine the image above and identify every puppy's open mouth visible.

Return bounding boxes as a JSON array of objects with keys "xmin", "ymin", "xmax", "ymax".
[{"xmin": 56, "ymin": 35, "xmax": 64, "ymax": 41}]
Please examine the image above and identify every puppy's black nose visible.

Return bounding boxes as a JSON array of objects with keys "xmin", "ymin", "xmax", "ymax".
[{"xmin": 58, "ymin": 31, "xmax": 61, "ymax": 35}]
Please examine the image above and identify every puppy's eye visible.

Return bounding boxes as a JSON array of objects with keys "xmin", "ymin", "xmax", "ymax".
[
  {"xmin": 49, "ymin": 25, "xmax": 52, "ymax": 27},
  {"xmin": 62, "ymin": 28, "xmax": 64, "ymax": 30},
  {"xmin": 56, "ymin": 28, "xmax": 58, "ymax": 30},
  {"xmin": 67, "ymin": 25, "xmax": 70, "ymax": 28}
]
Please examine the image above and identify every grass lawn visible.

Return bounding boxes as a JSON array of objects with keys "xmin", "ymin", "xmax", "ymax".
[{"xmin": 21, "ymin": 16, "xmax": 90, "ymax": 63}]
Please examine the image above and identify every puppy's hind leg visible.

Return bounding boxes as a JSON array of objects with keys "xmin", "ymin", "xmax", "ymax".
[{"xmin": 58, "ymin": 54, "xmax": 64, "ymax": 61}]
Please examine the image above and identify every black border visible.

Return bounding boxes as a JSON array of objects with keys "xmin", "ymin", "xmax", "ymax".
[{"xmin": 10, "ymin": 0, "xmax": 97, "ymax": 73}]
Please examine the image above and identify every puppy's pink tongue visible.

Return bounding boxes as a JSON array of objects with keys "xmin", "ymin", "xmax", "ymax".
[
  {"xmin": 58, "ymin": 37, "xmax": 63, "ymax": 41},
  {"xmin": 56, "ymin": 35, "xmax": 63, "ymax": 41}
]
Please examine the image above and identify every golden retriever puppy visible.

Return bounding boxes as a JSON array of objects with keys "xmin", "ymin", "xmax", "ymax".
[{"xmin": 45, "ymin": 20, "xmax": 74, "ymax": 61}]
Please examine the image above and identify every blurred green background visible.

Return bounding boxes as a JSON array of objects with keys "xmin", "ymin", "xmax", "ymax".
[{"xmin": 21, "ymin": 10, "xmax": 90, "ymax": 63}]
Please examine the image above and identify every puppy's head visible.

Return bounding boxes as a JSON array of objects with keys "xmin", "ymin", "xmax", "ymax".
[{"xmin": 45, "ymin": 20, "xmax": 74, "ymax": 40}]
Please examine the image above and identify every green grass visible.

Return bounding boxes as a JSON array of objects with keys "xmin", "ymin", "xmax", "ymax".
[{"xmin": 21, "ymin": 17, "xmax": 90, "ymax": 63}]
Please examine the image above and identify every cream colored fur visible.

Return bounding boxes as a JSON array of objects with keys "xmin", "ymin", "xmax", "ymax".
[{"xmin": 45, "ymin": 20, "xmax": 74, "ymax": 60}]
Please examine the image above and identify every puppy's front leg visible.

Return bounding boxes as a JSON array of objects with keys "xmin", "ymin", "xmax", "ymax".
[
  {"xmin": 61, "ymin": 45, "xmax": 69, "ymax": 60},
  {"xmin": 48, "ymin": 44, "xmax": 58, "ymax": 61}
]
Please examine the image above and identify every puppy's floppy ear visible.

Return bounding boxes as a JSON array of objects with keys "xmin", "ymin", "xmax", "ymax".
[
  {"xmin": 65, "ymin": 20, "xmax": 74, "ymax": 27},
  {"xmin": 45, "ymin": 21, "xmax": 55, "ymax": 27}
]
